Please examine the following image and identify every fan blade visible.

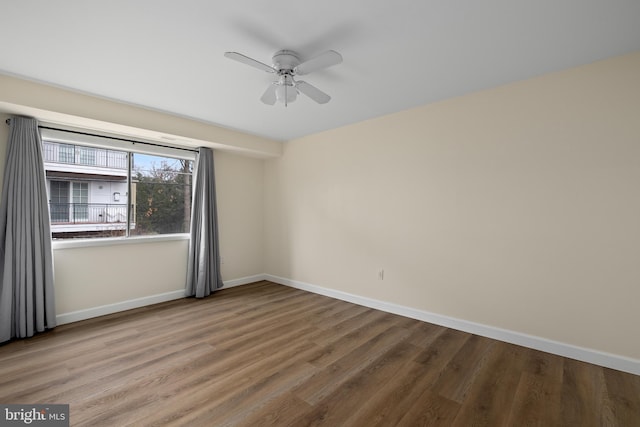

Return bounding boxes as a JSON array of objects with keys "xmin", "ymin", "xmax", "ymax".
[
  {"xmin": 260, "ymin": 84, "xmax": 277, "ymax": 105},
  {"xmin": 295, "ymin": 50, "xmax": 342, "ymax": 75},
  {"xmin": 224, "ymin": 52, "xmax": 275, "ymax": 73},
  {"xmin": 296, "ymin": 81, "xmax": 331, "ymax": 104}
]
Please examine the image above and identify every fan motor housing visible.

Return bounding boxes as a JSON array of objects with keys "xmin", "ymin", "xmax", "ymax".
[{"xmin": 272, "ymin": 50, "xmax": 300, "ymax": 72}]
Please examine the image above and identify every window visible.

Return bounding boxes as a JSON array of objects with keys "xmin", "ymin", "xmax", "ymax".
[
  {"xmin": 42, "ymin": 130, "xmax": 194, "ymax": 240},
  {"xmin": 50, "ymin": 181, "xmax": 69, "ymax": 222},
  {"xmin": 72, "ymin": 182, "xmax": 89, "ymax": 222},
  {"xmin": 77, "ymin": 146, "xmax": 96, "ymax": 166},
  {"xmin": 59, "ymin": 144, "xmax": 74, "ymax": 163},
  {"xmin": 132, "ymin": 153, "xmax": 193, "ymax": 236}
]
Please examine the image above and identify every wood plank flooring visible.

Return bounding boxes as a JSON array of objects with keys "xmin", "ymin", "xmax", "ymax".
[{"xmin": 0, "ymin": 281, "xmax": 638, "ymax": 426}]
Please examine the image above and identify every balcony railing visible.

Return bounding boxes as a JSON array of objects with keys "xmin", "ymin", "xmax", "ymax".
[
  {"xmin": 43, "ymin": 141, "xmax": 128, "ymax": 170},
  {"xmin": 50, "ymin": 203, "xmax": 128, "ymax": 224}
]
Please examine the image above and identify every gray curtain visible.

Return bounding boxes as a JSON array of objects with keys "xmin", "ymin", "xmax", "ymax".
[
  {"xmin": 0, "ymin": 116, "xmax": 56, "ymax": 343},
  {"xmin": 186, "ymin": 147, "xmax": 223, "ymax": 297}
]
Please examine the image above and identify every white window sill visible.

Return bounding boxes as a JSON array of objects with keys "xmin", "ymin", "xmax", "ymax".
[{"xmin": 52, "ymin": 233, "xmax": 190, "ymax": 250}]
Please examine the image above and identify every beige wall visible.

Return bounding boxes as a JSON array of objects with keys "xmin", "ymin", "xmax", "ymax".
[
  {"xmin": 50, "ymin": 149, "xmax": 265, "ymax": 315},
  {"xmin": 0, "ymin": 111, "xmax": 265, "ymax": 316},
  {"xmin": 216, "ymin": 150, "xmax": 264, "ymax": 280},
  {"xmin": 264, "ymin": 52, "xmax": 640, "ymax": 360},
  {"xmin": 0, "ymin": 73, "xmax": 281, "ymax": 158},
  {"xmin": 2, "ymin": 52, "xmax": 640, "ymax": 362},
  {"xmin": 53, "ymin": 240, "xmax": 189, "ymax": 314}
]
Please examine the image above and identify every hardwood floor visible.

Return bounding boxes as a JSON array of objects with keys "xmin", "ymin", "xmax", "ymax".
[{"xmin": 1, "ymin": 281, "xmax": 638, "ymax": 426}]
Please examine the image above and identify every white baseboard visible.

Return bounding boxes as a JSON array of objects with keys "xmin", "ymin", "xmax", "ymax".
[
  {"xmin": 222, "ymin": 274, "xmax": 269, "ymax": 288},
  {"xmin": 265, "ymin": 274, "xmax": 640, "ymax": 376},
  {"xmin": 55, "ymin": 273, "xmax": 639, "ymax": 375},
  {"xmin": 56, "ymin": 274, "xmax": 268, "ymax": 325},
  {"xmin": 56, "ymin": 289, "xmax": 186, "ymax": 325}
]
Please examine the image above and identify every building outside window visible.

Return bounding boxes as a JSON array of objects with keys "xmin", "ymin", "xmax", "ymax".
[
  {"xmin": 58, "ymin": 144, "xmax": 74, "ymax": 163},
  {"xmin": 42, "ymin": 134, "xmax": 193, "ymax": 240}
]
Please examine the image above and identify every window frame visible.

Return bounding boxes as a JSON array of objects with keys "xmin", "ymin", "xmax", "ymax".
[{"xmin": 41, "ymin": 127, "xmax": 197, "ymax": 248}]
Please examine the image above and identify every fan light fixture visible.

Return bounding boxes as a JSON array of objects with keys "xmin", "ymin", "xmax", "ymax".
[
  {"xmin": 275, "ymin": 85, "xmax": 297, "ymax": 105},
  {"xmin": 275, "ymin": 75, "xmax": 297, "ymax": 106},
  {"xmin": 224, "ymin": 49, "xmax": 342, "ymax": 107}
]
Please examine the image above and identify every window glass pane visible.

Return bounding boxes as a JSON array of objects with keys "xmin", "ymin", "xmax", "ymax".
[
  {"xmin": 131, "ymin": 153, "xmax": 193, "ymax": 236},
  {"xmin": 72, "ymin": 182, "xmax": 89, "ymax": 222},
  {"xmin": 77, "ymin": 147, "xmax": 96, "ymax": 165},
  {"xmin": 43, "ymin": 138, "xmax": 192, "ymax": 240},
  {"xmin": 42, "ymin": 142, "xmax": 74, "ymax": 164},
  {"xmin": 50, "ymin": 181, "xmax": 69, "ymax": 223},
  {"xmin": 59, "ymin": 144, "xmax": 74, "ymax": 163}
]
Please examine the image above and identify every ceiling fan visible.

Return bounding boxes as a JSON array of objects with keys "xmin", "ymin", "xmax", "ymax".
[{"xmin": 224, "ymin": 49, "xmax": 342, "ymax": 107}]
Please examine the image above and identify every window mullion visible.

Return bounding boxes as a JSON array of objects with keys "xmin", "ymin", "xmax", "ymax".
[{"xmin": 126, "ymin": 152, "xmax": 132, "ymax": 237}]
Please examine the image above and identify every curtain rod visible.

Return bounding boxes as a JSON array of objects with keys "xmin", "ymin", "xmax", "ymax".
[{"xmin": 5, "ymin": 118, "xmax": 198, "ymax": 153}]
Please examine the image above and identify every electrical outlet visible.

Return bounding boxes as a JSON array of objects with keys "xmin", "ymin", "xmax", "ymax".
[{"xmin": 378, "ymin": 269, "xmax": 384, "ymax": 280}]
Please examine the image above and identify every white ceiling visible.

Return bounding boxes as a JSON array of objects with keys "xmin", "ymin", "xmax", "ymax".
[{"xmin": 1, "ymin": 1, "xmax": 639, "ymax": 142}]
